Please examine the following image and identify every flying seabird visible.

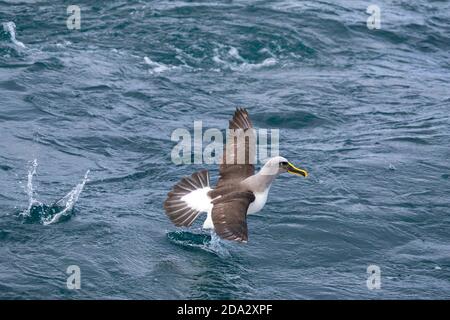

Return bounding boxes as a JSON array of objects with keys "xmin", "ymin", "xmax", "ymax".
[{"xmin": 164, "ymin": 108, "xmax": 308, "ymax": 242}]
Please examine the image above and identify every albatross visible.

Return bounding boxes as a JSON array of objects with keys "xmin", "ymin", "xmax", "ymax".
[{"xmin": 164, "ymin": 108, "xmax": 308, "ymax": 242}]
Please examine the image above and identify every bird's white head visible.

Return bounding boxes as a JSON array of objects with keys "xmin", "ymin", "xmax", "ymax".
[{"xmin": 260, "ymin": 156, "xmax": 308, "ymax": 177}]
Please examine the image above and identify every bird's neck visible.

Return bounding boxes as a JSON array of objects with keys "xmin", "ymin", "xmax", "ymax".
[{"xmin": 242, "ymin": 169, "xmax": 279, "ymax": 193}]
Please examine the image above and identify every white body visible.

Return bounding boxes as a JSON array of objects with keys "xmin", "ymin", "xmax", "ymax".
[{"xmin": 247, "ymin": 188, "xmax": 270, "ymax": 215}]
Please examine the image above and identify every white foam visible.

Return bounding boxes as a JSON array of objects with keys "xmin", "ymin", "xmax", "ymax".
[
  {"xmin": 213, "ymin": 46, "xmax": 277, "ymax": 71},
  {"xmin": 56, "ymin": 41, "xmax": 72, "ymax": 48},
  {"xmin": 2, "ymin": 21, "xmax": 26, "ymax": 48},
  {"xmin": 144, "ymin": 56, "xmax": 172, "ymax": 74},
  {"xmin": 228, "ymin": 47, "xmax": 243, "ymax": 60},
  {"xmin": 236, "ymin": 57, "xmax": 277, "ymax": 71}
]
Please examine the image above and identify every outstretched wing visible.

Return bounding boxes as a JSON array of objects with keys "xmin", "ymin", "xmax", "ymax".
[
  {"xmin": 216, "ymin": 107, "xmax": 256, "ymax": 189},
  {"xmin": 164, "ymin": 170, "xmax": 210, "ymax": 227},
  {"xmin": 211, "ymin": 191, "xmax": 255, "ymax": 242}
]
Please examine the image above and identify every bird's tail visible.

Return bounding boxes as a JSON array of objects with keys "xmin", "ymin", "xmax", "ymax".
[{"xmin": 163, "ymin": 170, "xmax": 211, "ymax": 227}]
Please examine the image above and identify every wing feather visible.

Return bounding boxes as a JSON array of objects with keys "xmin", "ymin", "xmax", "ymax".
[
  {"xmin": 216, "ymin": 108, "xmax": 256, "ymax": 188},
  {"xmin": 211, "ymin": 191, "xmax": 255, "ymax": 242}
]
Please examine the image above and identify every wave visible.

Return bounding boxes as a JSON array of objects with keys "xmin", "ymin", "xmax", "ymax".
[
  {"xmin": 144, "ymin": 56, "xmax": 175, "ymax": 74},
  {"xmin": 253, "ymin": 110, "xmax": 330, "ymax": 129},
  {"xmin": 142, "ymin": 46, "xmax": 278, "ymax": 75}
]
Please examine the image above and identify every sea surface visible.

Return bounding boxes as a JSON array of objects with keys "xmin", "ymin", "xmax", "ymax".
[{"xmin": 1, "ymin": 0, "xmax": 449, "ymax": 299}]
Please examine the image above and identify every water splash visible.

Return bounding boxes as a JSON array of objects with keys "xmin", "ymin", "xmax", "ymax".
[
  {"xmin": 20, "ymin": 160, "xmax": 89, "ymax": 225},
  {"xmin": 166, "ymin": 229, "xmax": 230, "ymax": 257},
  {"xmin": 43, "ymin": 170, "xmax": 90, "ymax": 225},
  {"xmin": 207, "ymin": 230, "xmax": 231, "ymax": 258},
  {"xmin": 22, "ymin": 159, "xmax": 40, "ymax": 216},
  {"xmin": 2, "ymin": 21, "xmax": 26, "ymax": 48}
]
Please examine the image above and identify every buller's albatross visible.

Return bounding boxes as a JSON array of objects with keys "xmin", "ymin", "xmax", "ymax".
[{"xmin": 164, "ymin": 108, "xmax": 308, "ymax": 242}]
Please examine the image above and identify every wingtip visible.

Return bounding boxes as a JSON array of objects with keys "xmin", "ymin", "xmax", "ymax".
[
  {"xmin": 229, "ymin": 107, "xmax": 252, "ymax": 130},
  {"xmin": 235, "ymin": 106, "xmax": 248, "ymax": 114}
]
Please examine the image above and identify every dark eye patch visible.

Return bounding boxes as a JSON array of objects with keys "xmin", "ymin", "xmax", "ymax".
[{"xmin": 279, "ymin": 161, "xmax": 288, "ymax": 167}]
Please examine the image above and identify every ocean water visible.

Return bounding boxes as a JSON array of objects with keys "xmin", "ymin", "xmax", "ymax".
[{"xmin": 0, "ymin": 0, "xmax": 449, "ymax": 299}]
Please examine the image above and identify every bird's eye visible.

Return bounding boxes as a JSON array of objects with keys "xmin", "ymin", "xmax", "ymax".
[{"xmin": 279, "ymin": 161, "xmax": 288, "ymax": 167}]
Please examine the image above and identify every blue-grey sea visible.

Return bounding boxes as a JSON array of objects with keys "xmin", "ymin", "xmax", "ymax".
[{"xmin": 0, "ymin": 0, "xmax": 449, "ymax": 299}]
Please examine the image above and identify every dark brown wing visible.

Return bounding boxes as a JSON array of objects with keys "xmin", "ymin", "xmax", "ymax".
[
  {"xmin": 216, "ymin": 107, "xmax": 256, "ymax": 189},
  {"xmin": 211, "ymin": 191, "xmax": 255, "ymax": 242}
]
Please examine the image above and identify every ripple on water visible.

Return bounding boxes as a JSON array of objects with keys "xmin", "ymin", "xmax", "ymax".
[{"xmin": 253, "ymin": 111, "xmax": 332, "ymax": 129}]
